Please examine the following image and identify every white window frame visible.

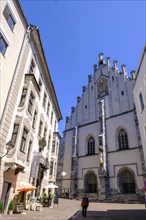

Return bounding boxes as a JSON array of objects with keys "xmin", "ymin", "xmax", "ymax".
[
  {"xmin": 0, "ymin": 27, "xmax": 10, "ymax": 56},
  {"xmin": 4, "ymin": 2, "xmax": 17, "ymax": 31}
]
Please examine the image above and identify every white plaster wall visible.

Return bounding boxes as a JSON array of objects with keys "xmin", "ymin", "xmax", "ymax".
[
  {"xmin": 108, "ymin": 148, "xmax": 143, "ymax": 177},
  {"xmin": 78, "ymin": 122, "xmax": 99, "ymax": 156},
  {"xmin": 106, "ymin": 111, "xmax": 139, "ymax": 152},
  {"xmin": 78, "ymin": 156, "xmax": 98, "ymax": 178},
  {"xmin": 89, "ymin": 80, "xmax": 96, "ymax": 122},
  {"xmin": 133, "ymin": 47, "xmax": 146, "ymax": 164},
  {"xmin": 83, "ymin": 88, "xmax": 88, "ymax": 123},
  {"xmin": 62, "ymin": 130, "xmax": 73, "ymax": 179},
  {"xmin": 0, "ymin": 0, "xmax": 26, "ymax": 119},
  {"xmin": 4, "ymin": 33, "xmax": 59, "ymax": 186},
  {"xmin": 76, "ymin": 100, "xmax": 82, "ymax": 125}
]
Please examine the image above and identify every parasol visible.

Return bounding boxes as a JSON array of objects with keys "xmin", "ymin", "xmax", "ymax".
[
  {"xmin": 44, "ymin": 183, "xmax": 59, "ymax": 189},
  {"xmin": 17, "ymin": 182, "xmax": 36, "ymax": 192}
]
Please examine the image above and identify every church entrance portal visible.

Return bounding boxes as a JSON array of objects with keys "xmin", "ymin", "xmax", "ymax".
[{"xmin": 118, "ymin": 169, "xmax": 136, "ymax": 193}]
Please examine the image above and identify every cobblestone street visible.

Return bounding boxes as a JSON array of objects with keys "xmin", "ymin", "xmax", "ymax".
[{"xmin": 0, "ymin": 199, "xmax": 145, "ymax": 220}]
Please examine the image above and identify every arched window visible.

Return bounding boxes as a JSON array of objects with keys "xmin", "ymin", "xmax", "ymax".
[
  {"xmin": 84, "ymin": 171, "xmax": 97, "ymax": 193},
  {"xmin": 118, "ymin": 129, "xmax": 129, "ymax": 150},
  {"xmin": 88, "ymin": 137, "xmax": 95, "ymax": 155}
]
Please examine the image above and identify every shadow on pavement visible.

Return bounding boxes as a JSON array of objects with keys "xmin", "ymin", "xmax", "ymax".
[{"xmin": 69, "ymin": 209, "xmax": 146, "ymax": 220}]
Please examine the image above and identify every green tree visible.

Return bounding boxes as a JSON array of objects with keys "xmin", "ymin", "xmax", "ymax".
[{"xmin": 0, "ymin": 200, "xmax": 4, "ymax": 213}]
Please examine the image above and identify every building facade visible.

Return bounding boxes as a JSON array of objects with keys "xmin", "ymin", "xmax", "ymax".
[
  {"xmin": 133, "ymin": 44, "xmax": 146, "ymax": 173},
  {"xmin": 57, "ymin": 53, "xmax": 145, "ymax": 202},
  {"xmin": 0, "ymin": 0, "xmax": 62, "ymax": 212}
]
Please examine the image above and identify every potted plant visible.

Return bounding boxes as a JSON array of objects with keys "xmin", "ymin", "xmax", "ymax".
[
  {"xmin": 0, "ymin": 200, "xmax": 4, "ymax": 214},
  {"xmin": 8, "ymin": 200, "xmax": 14, "ymax": 214}
]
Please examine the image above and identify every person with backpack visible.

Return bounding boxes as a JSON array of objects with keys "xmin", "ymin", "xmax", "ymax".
[{"xmin": 81, "ymin": 194, "xmax": 89, "ymax": 217}]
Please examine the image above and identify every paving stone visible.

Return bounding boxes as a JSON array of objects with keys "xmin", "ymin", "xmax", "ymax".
[{"xmin": 0, "ymin": 199, "xmax": 145, "ymax": 220}]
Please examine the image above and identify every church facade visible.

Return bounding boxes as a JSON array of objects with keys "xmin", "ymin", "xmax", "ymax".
[{"xmin": 57, "ymin": 54, "xmax": 145, "ymax": 201}]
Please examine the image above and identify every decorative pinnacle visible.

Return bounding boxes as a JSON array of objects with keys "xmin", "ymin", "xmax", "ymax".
[
  {"xmin": 121, "ymin": 64, "xmax": 128, "ymax": 80},
  {"xmin": 106, "ymin": 57, "xmax": 111, "ymax": 67},
  {"xmin": 98, "ymin": 53, "xmax": 104, "ymax": 66},
  {"xmin": 113, "ymin": 60, "xmax": 119, "ymax": 71}
]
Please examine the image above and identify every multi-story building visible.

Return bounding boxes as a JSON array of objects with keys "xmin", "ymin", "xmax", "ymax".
[
  {"xmin": 0, "ymin": 0, "xmax": 62, "ymax": 212},
  {"xmin": 133, "ymin": 44, "xmax": 146, "ymax": 174},
  {"xmin": 57, "ymin": 53, "xmax": 145, "ymax": 202}
]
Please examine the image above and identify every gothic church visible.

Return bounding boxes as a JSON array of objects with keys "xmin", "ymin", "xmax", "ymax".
[{"xmin": 57, "ymin": 53, "xmax": 144, "ymax": 202}]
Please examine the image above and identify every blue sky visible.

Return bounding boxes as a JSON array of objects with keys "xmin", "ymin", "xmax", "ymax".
[{"xmin": 20, "ymin": 0, "xmax": 145, "ymax": 136}]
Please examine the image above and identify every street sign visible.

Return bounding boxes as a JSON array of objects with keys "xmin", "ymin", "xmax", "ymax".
[{"xmin": 144, "ymin": 180, "xmax": 146, "ymax": 208}]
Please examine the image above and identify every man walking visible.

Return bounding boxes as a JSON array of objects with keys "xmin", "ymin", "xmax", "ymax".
[{"xmin": 81, "ymin": 194, "xmax": 89, "ymax": 217}]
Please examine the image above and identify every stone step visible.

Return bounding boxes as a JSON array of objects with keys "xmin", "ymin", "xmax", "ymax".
[{"xmin": 103, "ymin": 193, "xmax": 144, "ymax": 204}]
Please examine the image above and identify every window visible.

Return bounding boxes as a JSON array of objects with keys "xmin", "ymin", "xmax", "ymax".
[
  {"xmin": 54, "ymin": 120, "xmax": 56, "ymax": 132},
  {"xmin": 27, "ymin": 140, "xmax": 32, "ymax": 162},
  {"xmin": 20, "ymin": 127, "xmax": 28, "ymax": 153},
  {"xmin": 19, "ymin": 88, "xmax": 27, "ymax": 106},
  {"xmin": 38, "ymin": 120, "xmax": 43, "ymax": 137},
  {"xmin": 118, "ymin": 129, "xmax": 129, "ymax": 150},
  {"xmin": 38, "ymin": 79, "xmax": 42, "ymax": 92},
  {"xmin": 47, "ymin": 102, "xmax": 50, "ymax": 116},
  {"xmin": 121, "ymin": 91, "xmax": 124, "ymax": 95},
  {"xmin": 3, "ymin": 4, "xmax": 16, "ymax": 30},
  {"xmin": 43, "ymin": 92, "xmax": 47, "ymax": 108},
  {"xmin": 49, "ymin": 161, "xmax": 53, "ymax": 175},
  {"xmin": 50, "ymin": 111, "xmax": 53, "ymax": 124},
  {"xmin": 139, "ymin": 92, "xmax": 145, "ymax": 112},
  {"xmin": 29, "ymin": 59, "xmax": 35, "ymax": 74},
  {"xmin": 88, "ymin": 137, "xmax": 95, "ymax": 155},
  {"xmin": 11, "ymin": 124, "xmax": 19, "ymax": 146},
  {"xmin": 48, "ymin": 135, "xmax": 51, "ymax": 150},
  {"xmin": 0, "ymin": 33, "xmax": 8, "ymax": 55},
  {"xmin": 52, "ymin": 141, "xmax": 55, "ymax": 153},
  {"xmin": 28, "ymin": 92, "xmax": 35, "ymax": 114},
  {"xmin": 43, "ymin": 127, "xmax": 47, "ymax": 139},
  {"xmin": 32, "ymin": 110, "xmax": 37, "ymax": 129}
]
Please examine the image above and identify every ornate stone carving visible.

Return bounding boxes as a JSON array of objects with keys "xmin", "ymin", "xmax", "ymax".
[{"xmin": 17, "ymin": 151, "xmax": 26, "ymax": 163}]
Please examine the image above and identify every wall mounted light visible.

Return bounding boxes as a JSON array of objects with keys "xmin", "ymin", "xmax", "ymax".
[{"xmin": 0, "ymin": 140, "xmax": 14, "ymax": 159}]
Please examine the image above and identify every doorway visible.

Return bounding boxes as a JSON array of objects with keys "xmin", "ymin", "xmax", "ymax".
[
  {"xmin": 118, "ymin": 169, "xmax": 136, "ymax": 193},
  {"xmin": 84, "ymin": 171, "xmax": 97, "ymax": 193},
  {"xmin": 1, "ymin": 182, "xmax": 12, "ymax": 212}
]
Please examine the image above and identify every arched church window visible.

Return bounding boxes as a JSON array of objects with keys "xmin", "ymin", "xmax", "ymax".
[
  {"xmin": 88, "ymin": 137, "xmax": 95, "ymax": 155},
  {"xmin": 118, "ymin": 129, "xmax": 129, "ymax": 150}
]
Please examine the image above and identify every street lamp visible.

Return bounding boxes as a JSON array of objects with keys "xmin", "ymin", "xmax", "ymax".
[
  {"xmin": 61, "ymin": 171, "xmax": 67, "ymax": 198},
  {"xmin": 0, "ymin": 140, "xmax": 14, "ymax": 159}
]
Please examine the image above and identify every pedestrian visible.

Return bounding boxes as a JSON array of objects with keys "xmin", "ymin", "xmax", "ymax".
[
  {"xmin": 81, "ymin": 194, "xmax": 89, "ymax": 217},
  {"xmin": 42, "ymin": 190, "xmax": 47, "ymax": 207},
  {"xmin": 48, "ymin": 190, "xmax": 54, "ymax": 208},
  {"xmin": 53, "ymin": 192, "xmax": 59, "ymax": 208}
]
